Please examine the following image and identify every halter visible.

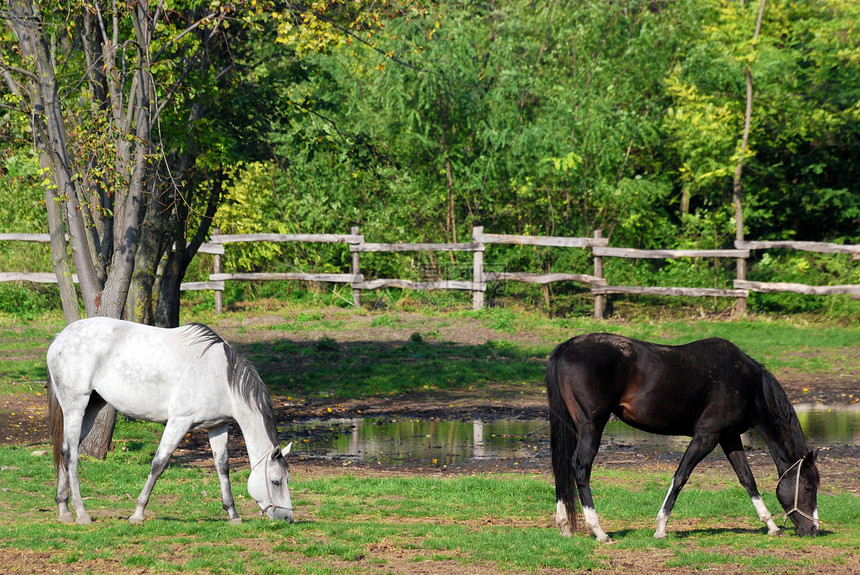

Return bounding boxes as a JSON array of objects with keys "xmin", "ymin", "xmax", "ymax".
[
  {"xmin": 250, "ymin": 451, "xmax": 292, "ymax": 519},
  {"xmin": 777, "ymin": 456, "xmax": 819, "ymax": 527}
]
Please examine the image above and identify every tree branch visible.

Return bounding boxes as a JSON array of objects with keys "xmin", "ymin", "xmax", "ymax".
[
  {"xmin": 308, "ymin": 9, "xmax": 428, "ymax": 73},
  {"xmin": 152, "ymin": 9, "xmax": 222, "ymax": 62}
]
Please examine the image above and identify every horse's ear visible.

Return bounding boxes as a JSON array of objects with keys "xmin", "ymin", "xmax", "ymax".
[
  {"xmin": 271, "ymin": 446, "xmax": 281, "ymax": 460},
  {"xmin": 805, "ymin": 449, "xmax": 819, "ymax": 464},
  {"xmin": 282, "ymin": 442, "xmax": 292, "ymax": 457}
]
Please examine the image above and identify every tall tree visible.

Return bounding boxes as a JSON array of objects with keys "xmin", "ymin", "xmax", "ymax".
[
  {"xmin": 664, "ymin": 0, "xmax": 859, "ymax": 244},
  {"xmin": 733, "ymin": 0, "xmax": 767, "ymax": 315},
  {"xmin": 1, "ymin": 1, "xmax": 259, "ymax": 327},
  {"xmin": 0, "ymin": 0, "xmax": 260, "ymax": 456}
]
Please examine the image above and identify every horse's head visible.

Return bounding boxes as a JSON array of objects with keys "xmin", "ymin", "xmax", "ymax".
[
  {"xmin": 248, "ymin": 443, "xmax": 294, "ymax": 523},
  {"xmin": 776, "ymin": 449, "xmax": 819, "ymax": 536}
]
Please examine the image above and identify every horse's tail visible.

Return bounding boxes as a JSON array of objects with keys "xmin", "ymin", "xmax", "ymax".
[
  {"xmin": 546, "ymin": 344, "xmax": 579, "ymax": 533},
  {"xmin": 47, "ymin": 365, "xmax": 64, "ymax": 473}
]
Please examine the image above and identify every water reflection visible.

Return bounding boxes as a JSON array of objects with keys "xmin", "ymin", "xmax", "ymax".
[
  {"xmin": 278, "ymin": 405, "xmax": 860, "ymax": 466},
  {"xmin": 280, "ymin": 418, "xmax": 542, "ymax": 465}
]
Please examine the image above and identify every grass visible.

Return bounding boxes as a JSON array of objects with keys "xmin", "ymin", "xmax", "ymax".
[
  {"xmin": 256, "ymin": 337, "xmax": 543, "ymax": 398},
  {"xmin": 0, "ymin": 324, "xmax": 56, "ymax": 395},
  {"xmin": 1, "ymin": 429, "xmax": 858, "ymax": 573},
  {"xmin": 226, "ymin": 306, "xmax": 859, "ymax": 399},
  {"xmin": 0, "ymin": 306, "xmax": 857, "ymax": 400},
  {"xmin": 0, "ymin": 306, "xmax": 858, "ymax": 572}
]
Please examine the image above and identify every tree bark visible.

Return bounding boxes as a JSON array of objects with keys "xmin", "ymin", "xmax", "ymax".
[
  {"xmin": 78, "ymin": 405, "xmax": 117, "ymax": 459},
  {"xmin": 40, "ymin": 153, "xmax": 80, "ymax": 325}
]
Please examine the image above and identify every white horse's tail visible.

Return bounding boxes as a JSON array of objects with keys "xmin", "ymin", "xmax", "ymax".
[{"xmin": 47, "ymin": 366, "xmax": 65, "ymax": 473}]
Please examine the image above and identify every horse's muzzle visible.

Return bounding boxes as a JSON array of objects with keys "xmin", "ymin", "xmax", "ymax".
[
  {"xmin": 797, "ymin": 525, "xmax": 818, "ymax": 537},
  {"xmin": 268, "ymin": 507, "xmax": 294, "ymax": 523}
]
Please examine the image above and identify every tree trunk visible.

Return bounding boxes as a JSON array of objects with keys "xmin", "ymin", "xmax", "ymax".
[
  {"xmin": 126, "ymin": 183, "xmax": 171, "ymax": 324},
  {"xmin": 7, "ymin": 0, "xmax": 103, "ymax": 315},
  {"xmin": 78, "ymin": 405, "xmax": 117, "ymax": 459},
  {"xmin": 732, "ymin": 0, "xmax": 766, "ymax": 317},
  {"xmin": 1, "ymin": 48, "xmax": 79, "ymax": 325},
  {"xmin": 155, "ymin": 176, "xmax": 223, "ymax": 327},
  {"xmin": 42, "ymin": 156, "xmax": 80, "ymax": 325},
  {"xmin": 156, "ymin": 253, "xmax": 188, "ymax": 328}
]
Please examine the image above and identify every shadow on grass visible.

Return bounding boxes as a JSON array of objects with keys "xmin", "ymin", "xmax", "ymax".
[
  {"xmin": 669, "ymin": 526, "xmax": 792, "ymax": 539},
  {"xmin": 235, "ymin": 337, "xmax": 549, "ymax": 404}
]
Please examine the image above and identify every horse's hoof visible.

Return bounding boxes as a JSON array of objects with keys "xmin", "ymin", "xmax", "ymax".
[
  {"xmin": 229, "ymin": 518, "xmax": 243, "ymax": 525},
  {"xmin": 75, "ymin": 516, "xmax": 92, "ymax": 526},
  {"xmin": 58, "ymin": 513, "xmax": 74, "ymax": 523},
  {"xmin": 768, "ymin": 528, "xmax": 784, "ymax": 537},
  {"xmin": 653, "ymin": 532, "xmax": 667, "ymax": 540},
  {"xmin": 128, "ymin": 516, "xmax": 145, "ymax": 525},
  {"xmin": 596, "ymin": 535, "xmax": 614, "ymax": 544}
]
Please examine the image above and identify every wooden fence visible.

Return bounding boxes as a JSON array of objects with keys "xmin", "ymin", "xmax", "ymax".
[{"xmin": 2, "ymin": 229, "xmax": 858, "ymax": 320}]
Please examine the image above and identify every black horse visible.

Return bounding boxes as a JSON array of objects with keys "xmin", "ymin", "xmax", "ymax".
[{"xmin": 546, "ymin": 333, "xmax": 820, "ymax": 542}]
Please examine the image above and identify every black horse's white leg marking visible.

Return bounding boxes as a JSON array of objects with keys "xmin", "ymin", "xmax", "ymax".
[
  {"xmin": 654, "ymin": 432, "xmax": 721, "ymax": 539},
  {"xmin": 208, "ymin": 424, "xmax": 242, "ymax": 524},
  {"xmin": 574, "ymin": 418, "xmax": 612, "ymax": 542},
  {"xmin": 720, "ymin": 435, "xmax": 782, "ymax": 535},
  {"xmin": 555, "ymin": 500, "xmax": 574, "ymax": 537}
]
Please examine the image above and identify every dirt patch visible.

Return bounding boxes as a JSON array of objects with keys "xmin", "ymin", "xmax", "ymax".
[{"xmin": 0, "ymin": 393, "xmax": 48, "ymax": 446}]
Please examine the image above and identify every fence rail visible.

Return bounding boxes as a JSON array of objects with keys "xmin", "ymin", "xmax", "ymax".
[
  {"xmin": 592, "ymin": 247, "xmax": 750, "ymax": 259},
  {"xmin": 735, "ymin": 240, "xmax": 860, "ymax": 255},
  {"xmin": 2, "ymin": 229, "xmax": 857, "ymax": 319},
  {"xmin": 211, "ymin": 232, "xmax": 363, "ymax": 245}
]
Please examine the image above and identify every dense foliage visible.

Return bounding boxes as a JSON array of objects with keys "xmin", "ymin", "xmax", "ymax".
[
  {"xmin": 2, "ymin": 0, "xmax": 858, "ymax": 317},
  {"xmin": 242, "ymin": 0, "xmax": 859, "ymax": 243}
]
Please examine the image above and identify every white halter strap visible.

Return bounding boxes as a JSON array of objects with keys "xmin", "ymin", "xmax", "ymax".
[
  {"xmin": 251, "ymin": 450, "xmax": 292, "ymax": 518},
  {"xmin": 777, "ymin": 456, "xmax": 819, "ymax": 526}
]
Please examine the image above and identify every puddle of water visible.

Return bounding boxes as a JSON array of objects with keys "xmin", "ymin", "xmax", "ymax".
[
  {"xmin": 279, "ymin": 405, "xmax": 860, "ymax": 465},
  {"xmin": 281, "ymin": 418, "xmax": 543, "ymax": 465}
]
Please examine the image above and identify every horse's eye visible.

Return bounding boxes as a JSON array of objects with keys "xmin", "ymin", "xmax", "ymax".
[{"xmin": 272, "ymin": 480, "xmax": 281, "ymax": 488}]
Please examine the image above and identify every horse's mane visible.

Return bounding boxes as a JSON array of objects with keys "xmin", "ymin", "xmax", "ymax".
[
  {"xmin": 185, "ymin": 323, "xmax": 279, "ymax": 445},
  {"xmin": 754, "ymin": 358, "xmax": 809, "ymax": 459}
]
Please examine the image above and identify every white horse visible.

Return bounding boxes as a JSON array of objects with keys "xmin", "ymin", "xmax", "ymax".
[{"xmin": 47, "ymin": 317, "xmax": 294, "ymax": 525}]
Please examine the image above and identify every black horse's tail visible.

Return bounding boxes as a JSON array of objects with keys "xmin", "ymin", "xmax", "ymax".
[
  {"xmin": 546, "ymin": 344, "xmax": 579, "ymax": 532},
  {"xmin": 47, "ymin": 365, "xmax": 65, "ymax": 473}
]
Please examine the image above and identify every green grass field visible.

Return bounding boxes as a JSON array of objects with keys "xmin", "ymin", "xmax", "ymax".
[
  {"xmin": 1, "ymin": 306, "xmax": 858, "ymax": 573},
  {"xmin": 2, "ymin": 306, "xmax": 857, "ymax": 398},
  {"xmin": 1, "ymin": 433, "xmax": 858, "ymax": 574}
]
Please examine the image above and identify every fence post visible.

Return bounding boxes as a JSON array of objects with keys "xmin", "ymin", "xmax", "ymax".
[
  {"xmin": 472, "ymin": 226, "xmax": 485, "ymax": 310},
  {"xmin": 213, "ymin": 228, "xmax": 223, "ymax": 315},
  {"xmin": 351, "ymin": 226, "xmax": 362, "ymax": 308},
  {"xmin": 593, "ymin": 229, "xmax": 605, "ymax": 321},
  {"xmin": 735, "ymin": 253, "xmax": 747, "ymax": 317}
]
